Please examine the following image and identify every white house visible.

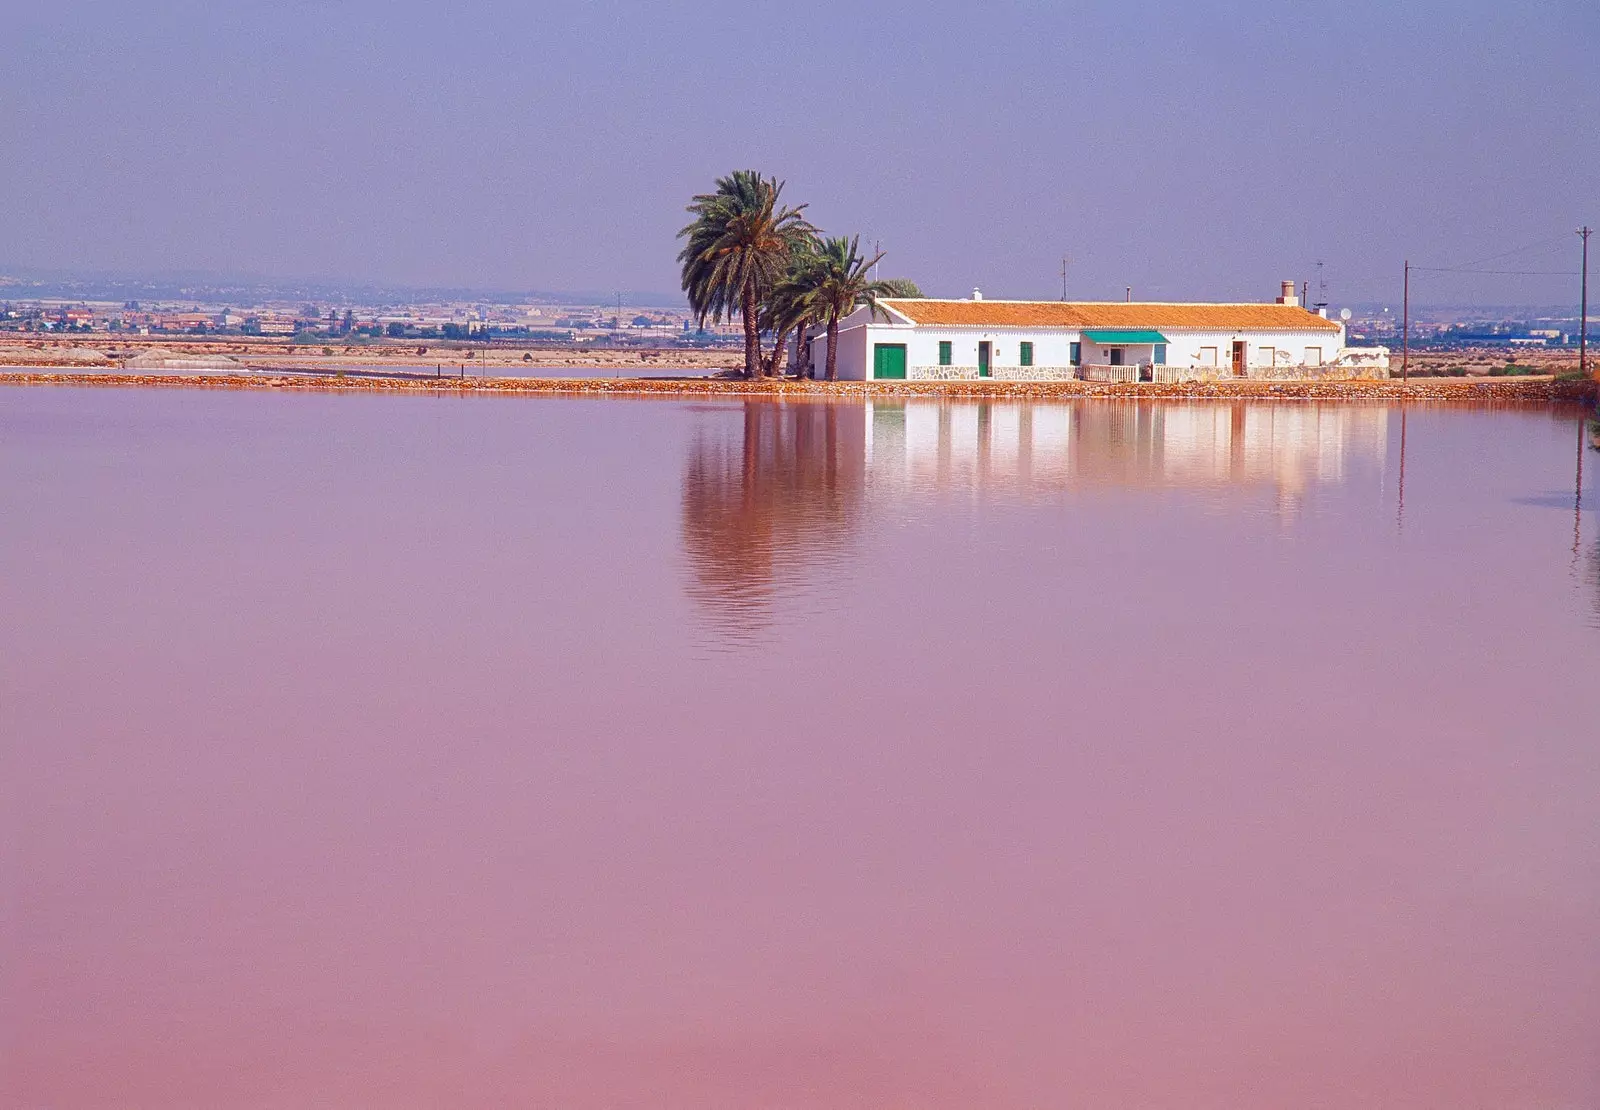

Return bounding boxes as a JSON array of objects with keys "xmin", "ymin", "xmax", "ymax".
[{"xmin": 803, "ymin": 281, "xmax": 1364, "ymax": 382}]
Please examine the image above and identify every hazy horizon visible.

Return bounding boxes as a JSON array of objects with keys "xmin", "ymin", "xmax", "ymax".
[{"xmin": 3, "ymin": 0, "xmax": 1596, "ymax": 308}]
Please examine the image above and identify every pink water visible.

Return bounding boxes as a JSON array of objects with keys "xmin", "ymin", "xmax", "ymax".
[{"xmin": 4, "ymin": 389, "xmax": 1599, "ymax": 1109}]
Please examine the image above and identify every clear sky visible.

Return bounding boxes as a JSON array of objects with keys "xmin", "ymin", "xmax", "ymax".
[{"xmin": 2, "ymin": 0, "xmax": 1595, "ymax": 306}]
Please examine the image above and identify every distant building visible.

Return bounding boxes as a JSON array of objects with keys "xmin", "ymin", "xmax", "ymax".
[{"xmin": 808, "ymin": 281, "xmax": 1357, "ymax": 381}]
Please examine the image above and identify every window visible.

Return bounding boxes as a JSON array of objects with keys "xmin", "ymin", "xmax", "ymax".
[
  {"xmin": 1153, "ymin": 344, "xmax": 1167, "ymax": 365},
  {"xmin": 1069, "ymin": 341, "xmax": 1081, "ymax": 366},
  {"xmin": 1109, "ymin": 347, "xmax": 1124, "ymax": 366},
  {"xmin": 938, "ymin": 340, "xmax": 952, "ymax": 366},
  {"xmin": 1304, "ymin": 346, "xmax": 1323, "ymax": 366},
  {"xmin": 1259, "ymin": 346, "xmax": 1276, "ymax": 366},
  {"xmin": 1199, "ymin": 346, "xmax": 1217, "ymax": 366},
  {"xmin": 1020, "ymin": 341, "xmax": 1033, "ymax": 366}
]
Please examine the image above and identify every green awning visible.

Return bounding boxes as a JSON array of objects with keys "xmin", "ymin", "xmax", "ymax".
[{"xmin": 1082, "ymin": 329, "xmax": 1169, "ymax": 344}]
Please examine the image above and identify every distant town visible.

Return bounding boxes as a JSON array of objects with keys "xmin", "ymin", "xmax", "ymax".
[
  {"xmin": 0, "ymin": 273, "xmax": 1591, "ymax": 353},
  {"xmin": 0, "ymin": 277, "xmax": 724, "ymax": 349}
]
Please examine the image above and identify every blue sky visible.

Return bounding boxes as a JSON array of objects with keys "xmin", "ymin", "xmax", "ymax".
[{"xmin": 2, "ymin": 0, "xmax": 1596, "ymax": 305}]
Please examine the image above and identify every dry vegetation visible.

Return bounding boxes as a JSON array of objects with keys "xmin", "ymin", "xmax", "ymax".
[
  {"xmin": 0, "ymin": 335, "xmax": 740, "ymax": 372},
  {"xmin": 1398, "ymin": 347, "xmax": 1586, "ymax": 378}
]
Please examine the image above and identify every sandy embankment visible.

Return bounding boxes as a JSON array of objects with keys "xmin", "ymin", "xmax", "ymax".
[
  {"xmin": 0, "ymin": 336, "xmax": 740, "ymax": 373},
  {"xmin": 4, "ymin": 369, "xmax": 1596, "ymax": 404}
]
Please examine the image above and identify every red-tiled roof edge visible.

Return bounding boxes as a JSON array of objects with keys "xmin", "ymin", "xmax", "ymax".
[{"xmin": 878, "ymin": 298, "xmax": 1343, "ymax": 332}]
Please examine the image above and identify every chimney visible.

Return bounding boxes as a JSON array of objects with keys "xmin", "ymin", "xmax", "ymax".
[
  {"xmin": 972, "ymin": 287, "xmax": 983, "ymax": 301},
  {"xmin": 1276, "ymin": 280, "xmax": 1299, "ymax": 307},
  {"xmin": 1317, "ymin": 307, "xmax": 1328, "ymax": 319}
]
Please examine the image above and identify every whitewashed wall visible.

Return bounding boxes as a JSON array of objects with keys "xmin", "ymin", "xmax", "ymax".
[{"xmin": 825, "ymin": 306, "xmax": 1346, "ymax": 380}]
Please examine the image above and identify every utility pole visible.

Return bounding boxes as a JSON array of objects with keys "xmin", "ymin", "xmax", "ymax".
[
  {"xmin": 1580, "ymin": 226, "xmax": 1591, "ymax": 379},
  {"xmin": 1061, "ymin": 256, "xmax": 1069, "ymax": 301},
  {"xmin": 1402, "ymin": 259, "xmax": 1410, "ymax": 384}
]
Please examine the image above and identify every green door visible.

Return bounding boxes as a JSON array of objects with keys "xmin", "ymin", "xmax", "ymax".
[
  {"xmin": 978, "ymin": 341, "xmax": 991, "ymax": 377},
  {"xmin": 873, "ymin": 343, "xmax": 907, "ymax": 379}
]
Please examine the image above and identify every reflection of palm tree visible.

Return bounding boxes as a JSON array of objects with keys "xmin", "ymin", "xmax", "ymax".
[{"xmin": 681, "ymin": 402, "xmax": 866, "ymax": 637}]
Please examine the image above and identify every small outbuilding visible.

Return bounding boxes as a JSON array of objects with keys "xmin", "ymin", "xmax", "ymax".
[{"xmin": 805, "ymin": 281, "xmax": 1362, "ymax": 381}]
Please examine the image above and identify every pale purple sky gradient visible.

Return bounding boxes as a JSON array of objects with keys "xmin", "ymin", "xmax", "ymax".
[{"xmin": 2, "ymin": 0, "xmax": 1596, "ymax": 305}]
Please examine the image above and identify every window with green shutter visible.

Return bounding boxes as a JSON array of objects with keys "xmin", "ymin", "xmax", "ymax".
[
  {"xmin": 1069, "ymin": 342, "xmax": 1081, "ymax": 365},
  {"xmin": 1154, "ymin": 344, "xmax": 1167, "ymax": 365},
  {"xmin": 938, "ymin": 341, "xmax": 952, "ymax": 365},
  {"xmin": 1020, "ymin": 341, "xmax": 1033, "ymax": 366}
]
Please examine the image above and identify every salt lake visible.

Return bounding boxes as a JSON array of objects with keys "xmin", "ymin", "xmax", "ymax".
[{"xmin": 3, "ymin": 387, "xmax": 1598, "ymax": 1108}]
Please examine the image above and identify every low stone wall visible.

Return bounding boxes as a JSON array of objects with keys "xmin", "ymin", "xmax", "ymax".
[
  {"xmin": 908, "ymin": 365, "xmax": 980, "ymax": 380},
  {"xmin": 990, "ymin": 366, "xmax": 1076, "ymax": 381},
  {"xmin": 2, "ymin": 370, "xmax": 1594, "ymax": 404},
  {"xmin": 1250, "ymin": 364, "xmax": 1390, "ymax": 382}
]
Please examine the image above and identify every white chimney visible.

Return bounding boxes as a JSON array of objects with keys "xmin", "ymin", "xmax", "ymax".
[
  {"xmin": 972, "ymin": 287, "xmax": 983, "ymax": 301},
  {"xmin": 1276, "ymin": 280, "xmax": 1299, "ymax": 307},
  {"xmin": 1317, "ymin": 307, "xmax": 1328, "ymax": 318}
]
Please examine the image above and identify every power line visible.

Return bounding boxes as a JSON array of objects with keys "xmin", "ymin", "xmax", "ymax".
[
  {"xmin": 1410, "ymin": 266, "xmax": 1578, "ymax": 276},
  {"xmin": 1436, "ymin": 233, "xmax": 1572, "ymax": 272}
]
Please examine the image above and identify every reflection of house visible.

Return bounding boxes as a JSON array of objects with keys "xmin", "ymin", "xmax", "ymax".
[
  {"xmin": 810, "ymin": 282, "xmax": 1353, "ymax": 382},
  {"xmin": 680, "ymin": 399, "xmax": 1390, "ymax": 629},
  {"xmin": 864, "ymin": 400, "xmax": 1386, "ymax": 500}
]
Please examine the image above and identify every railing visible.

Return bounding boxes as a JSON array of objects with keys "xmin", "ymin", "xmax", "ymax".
[{"xmin": 1080, "ymin": 365, "xmax": 1140, "ymax": 383}]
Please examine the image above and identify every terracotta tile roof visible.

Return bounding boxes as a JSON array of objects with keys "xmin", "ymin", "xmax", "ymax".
[{"xmin": 881, "ymin": 299, "xmax": 1342, "ymax": 333}]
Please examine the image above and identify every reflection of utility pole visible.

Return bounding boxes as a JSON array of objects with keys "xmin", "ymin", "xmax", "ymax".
[
  {"xmin": 1396, "ymin": 406, "xmax": 1408, "ymax": 534},
  {"xmin": 1575, "ymin": 413, "xmax": 1585, "ymax": 565}
]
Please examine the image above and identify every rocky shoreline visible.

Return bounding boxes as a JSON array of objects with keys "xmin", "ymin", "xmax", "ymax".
[{"xmin": 2, "ymin": 369, "xmax": 1596, "ymax": 403}]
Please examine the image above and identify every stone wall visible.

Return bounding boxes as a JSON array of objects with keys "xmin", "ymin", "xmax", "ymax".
[
  {"xmin": 990, "ymin": 365, "xmax": 1077, "ymax": 381},
  {"xmin": 908, "ymin": 365, "xmax": 980, "ymax": 380}
]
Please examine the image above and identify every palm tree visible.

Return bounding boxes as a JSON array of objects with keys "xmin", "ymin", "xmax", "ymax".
[
  {"xmin": 759, "ymin": 236, "xmax": 822, "ymax": 378},
  {"xmin": 878, "ymin": 277, "xmax": 924, "ymax": 298},
  {"xmin": 808, "ymin": 236, "xmax": 894, "ymax": 381},
  {"xmin": 677, "ymin": 171, "xmax": 816, "ymax": 379}
]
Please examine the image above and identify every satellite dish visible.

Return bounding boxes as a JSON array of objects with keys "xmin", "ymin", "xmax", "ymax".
[{"xmin": 1339, "ymin": 308, "xmax": 1352, "ymax": 321}]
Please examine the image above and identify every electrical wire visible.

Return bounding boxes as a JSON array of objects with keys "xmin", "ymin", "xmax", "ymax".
[{"xmin": 1433, "ymin": 233, "xmax": 1573, "ymax": 272}]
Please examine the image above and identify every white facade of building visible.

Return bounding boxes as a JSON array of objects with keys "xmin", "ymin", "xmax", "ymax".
[{"xmin": 803, "ymin": 282, "xmax": 1363, "ymax": 382}]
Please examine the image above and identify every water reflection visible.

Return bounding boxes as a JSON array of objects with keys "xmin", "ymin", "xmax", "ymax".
[
  {"xmin": 680, "ymin": 401, "xmax": 866, "ymax": 640},
  {"xmin": 864, "ymin": 399, "xmax": 1385, "ymax": 505},
  {"xmin": 683, "ymin": 400, "xmax": 1390, "ymax": 631}
]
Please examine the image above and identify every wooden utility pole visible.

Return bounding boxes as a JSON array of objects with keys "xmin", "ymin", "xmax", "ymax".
[
  {"xmin": 1580, "ymin": 227, "xmax": 1591, "ymax": 379},
  {"xmin": 1402, "ymin": 259, "xmax": 1410, "ymax": 384},
  {"xmin": 1060, "ymin": 257, "xmax": 1069, "ymax": 301}
]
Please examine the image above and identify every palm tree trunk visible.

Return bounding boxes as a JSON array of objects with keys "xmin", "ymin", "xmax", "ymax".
[
  {"xmin": 766, "ymin": 324, "xmax": 792, "ymax": 378},
  {"xmin": 825, "ymin": 317, "xmax": 840, "ymax": 381},
  {"xmin": 741, "ymin": 283, "xmax": 760, "ymax": 379}
]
